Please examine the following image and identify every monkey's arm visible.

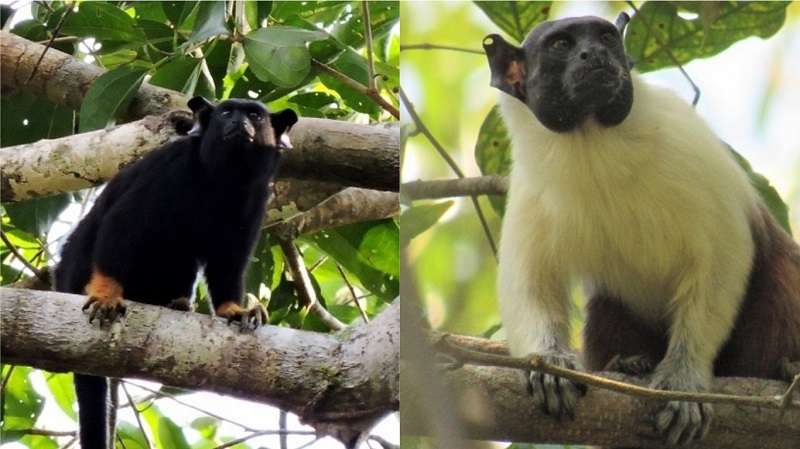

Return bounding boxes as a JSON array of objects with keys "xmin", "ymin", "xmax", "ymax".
[
  {"xmin": 497, "ymin": 182, "xmax": 586, "ymax": 418},
  {"xmin": 204, "ymin": 220, "xmax": 268, "ymax": 328}
]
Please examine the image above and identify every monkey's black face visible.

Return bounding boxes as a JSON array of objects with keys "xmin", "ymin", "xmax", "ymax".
[
  {"xmin": 485, "ymin": 16, "xmax": 634, "ymax": 133},
  {"xmin": 186, "ymin": 97, "xmax": 298, "ymax": 177}
]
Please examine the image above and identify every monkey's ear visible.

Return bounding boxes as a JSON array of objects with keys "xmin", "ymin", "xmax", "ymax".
[
  {"xmin": 615, "ymin": 12, "xmax": 630, "ymax": 34},
  {"xmin": 187, "ymin": 97, "xmax": 215, "ymax": 137},
  {"xmin": 483, "ymin": 34, "xmax": 527, "ymax": 102},
  {"xmin": 271, "ymin": 109, "xmax": 299, "ymax": 149},
  {"xmin": 614, "ymin": 13, "xmax": 636, "ymax": 70}
]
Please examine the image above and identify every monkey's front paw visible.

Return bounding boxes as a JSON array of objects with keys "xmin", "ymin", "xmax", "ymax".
[
  {"xmin": 524, "ymin": 350, "xmax": 587, "ymax": 420},
  {"xmin": 650, "ymin": 377, "xmax": 712, "ymax": 446},
  {"xmin": 82, "ymin": 295, "xmax": 126, "ymax": 325},
  {"xmin": 216, "ymin": 301, "xmax": 268, "ymax": 329}
]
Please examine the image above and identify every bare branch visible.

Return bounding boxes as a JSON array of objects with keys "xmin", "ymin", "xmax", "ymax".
[
  {"xmin": 0, "ymin": 287, "xmax": 399, "ymax": 435},
  {"xmin": 402, "ymin": 176, "xmax": 508, "ymax": 200},
  {"xmin": 1, "ymin": 114, "xmax": 399, "ymax": 202},
  {"xmin": 270, "ymin": 188, "xmax": 399, "ymax": 241}
]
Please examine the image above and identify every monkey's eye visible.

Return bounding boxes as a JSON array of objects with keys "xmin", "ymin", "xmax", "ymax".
[
  {"xmin": 600, "ymin": 32, "xmax": 618, "ymax": 45},
  {"xmin": 220, "ymin": 110, "xmax": 232, "ymax": 117},
  {"xmin": 248, "ymin": 112, "xmax": 261, "ymax": 121},
  {"xmin": 550, "ymin": 38, "xmax": 571, "ymax": 51}
]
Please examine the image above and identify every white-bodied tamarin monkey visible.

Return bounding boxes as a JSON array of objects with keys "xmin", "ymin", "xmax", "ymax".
[{"xmin": 484, "ymin": 13, "xmax": 800, "ymax": 446}]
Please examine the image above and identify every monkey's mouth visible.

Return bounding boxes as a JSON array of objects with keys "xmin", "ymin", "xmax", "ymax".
[{"xmin": 223, "ymin": 130, "xmax": 255, "ymax": 143}]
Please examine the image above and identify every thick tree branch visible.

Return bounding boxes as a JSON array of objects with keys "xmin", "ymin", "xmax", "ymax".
[
  {"xmin": 0, "ymin": 287, "xmax": 399, "ymax": 437},
  {"xmin": 270, "ymin": 188, "xmax": 399, "ymax": 241},
  {"xmin": 1, "ymin": 31, "xmax": 400, "ymax": 202},
  {"xmin": 1, "ymin": 30, "xmax": 185, "ymax": 119},
  {"xmin": 402, "ymin": 332, "xmax": 800, "ymax": 448},
  {"xmin": 402, "ymin": 176, "xmax": 508, "ymax": 200},
  {"xmin": 403, "ymin": 364, "xmax": 799, "ymax": 448},
  {"xmin": 0, "ymin": 111, "xmax": 399, "ymax": 202}
]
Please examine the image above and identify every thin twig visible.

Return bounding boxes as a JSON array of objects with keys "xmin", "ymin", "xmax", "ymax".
[
  {"xmin": 26, "ymin": 0, "xmax": 74, "ymax": 84},
  {"xmin": 362, "ymin": 1, "xmax": 377, "ymax": 92},
  {"xmin": 120, "ymin": 382, "xmax": 153, "ymax": 449},
  {"xmin": 403, "ymin": 176, "xmax": 508, "ymax": 200},
  {"xmin": 0, "ymin": 230, "xmax": 45, "ymax": 279},
  {"xmin": 626, "ymin": 2, "xmax": 701, "ymax": 105},
  {"xmin": 437, "ymin": 333, "xmax": 800, "ymax": 410},
  {"xmin": 399, "ymin": 88, "xmax": 498, "ymax": 258},
  {"xmin": 336, "ymin": 263, "xmax": 369, "ymax": 323},
  {"xmin": 311, "ymin": 59, "xmax": 399, "ymax": 119},
  {"xmin": 278, "ymin": 239, "xmax": 348, "ymax": 331},
  {"xmin": 400, "ymin": 43, "xmax": 484, "ymax": 54}
]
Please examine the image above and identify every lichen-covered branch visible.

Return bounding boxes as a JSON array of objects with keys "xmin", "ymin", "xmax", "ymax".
[{"xmin": 0, "ymin": 287, "xmax": 399, "ymax": 438}]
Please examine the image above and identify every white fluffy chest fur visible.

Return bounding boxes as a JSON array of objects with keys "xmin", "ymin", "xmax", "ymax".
[{"xmin": 499, "ymin": 74, "xmax": 757, "ymax": 328}]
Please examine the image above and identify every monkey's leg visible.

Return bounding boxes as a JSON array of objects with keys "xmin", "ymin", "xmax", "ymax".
[
  {"xmin": 82, "ymin": 270, "xmax": 126, "ymax": 325},
  {"xmin": 216, "ymin": 300, "xmax": 268, "ymax": 328},
  {"xmin": 583, "ymin": 294, "xmax": 666, "ymax": 374}
]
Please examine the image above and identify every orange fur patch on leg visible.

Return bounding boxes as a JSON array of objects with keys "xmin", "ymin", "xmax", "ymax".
[
  {"xmin": 85, "ymin": 271, "xmax": 124, "ymax": 303},
  {"xmin": 82, "ymin": 270, "xmax": 126, "ymax": 323},
  {"xmin": 216, "ymin": 300, "xmax": 268, "ymax": 328}
]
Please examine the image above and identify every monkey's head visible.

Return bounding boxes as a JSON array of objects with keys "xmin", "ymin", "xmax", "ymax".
[
  {"xmin": 188, "ymin": 97, "xmax": 298, "ymax": 151},
  {"xmin": 484, "ymin": 14, "xmax": 634, "ymax": 133}
]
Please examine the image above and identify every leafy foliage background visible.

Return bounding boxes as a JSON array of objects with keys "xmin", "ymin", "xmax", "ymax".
[{"xmin": 1, "ymin": 1, "xmax": 398, "ymax": 448}]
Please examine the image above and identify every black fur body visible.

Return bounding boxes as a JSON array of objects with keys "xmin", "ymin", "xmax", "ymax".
[{"xmin": 54, "ymin": 97, "xmax": 297, "ymax": 449}]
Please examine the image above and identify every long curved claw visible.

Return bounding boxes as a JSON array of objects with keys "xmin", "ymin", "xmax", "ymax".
[
  {"xmin": 216, "ymin": 301, "xmax": 268, "ymax": 329},
  {"xmin": 82, "ymin": 271, "xmax": 126, "ymax": 326},
  {"xmin": 82, "ymin": 294, "xmax": 126, "ymax": 325}
]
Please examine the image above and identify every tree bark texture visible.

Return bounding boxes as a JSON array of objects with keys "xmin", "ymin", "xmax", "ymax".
[
  {"xmin": 0, "ymin": 287, "xmax": 399, "ymax": 430},
  {"xmin": 0, "ymin": 31, "xmax": 400, "ymax": 202},
  {"xmin": 402, "ymin": 363, "xmax": 799, "ymax": 448}
]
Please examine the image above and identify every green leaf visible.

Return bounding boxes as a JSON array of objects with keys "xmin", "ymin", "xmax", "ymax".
[
  {"xmin": 138, "ymin": 18, "xmax": 180, "ymax": 54},
  {"xmin": 162, "ymin": 1, "xmax": 199, "ymax": 28},
  {"xmin": 45, "ymin": 372, "xmax": 76, "ymax": 420},
  {"xmin": 0, "ymin": 92, "xmax": 74, "ymax": 147},
  {"xmin": 626, "ymin": 2, "xmax": 789, "ymax": 73},
  {"xmin": 79, "ymin": 67, "xmax": 148, "ymax": 132},
  {"xmin": 474, "ymin": 1, "xmax": 553, "ymax": 43},
  {"xmin": 244, "ymin": 26, "xmax": 328, "ymax": 88},
  {"xmin": 58, "ymin": 2, "xmax": 147, "ymax": 43},
  {"xmin": 184, "ymin": 0, "xmax": 229, "ymax": 47},
  {"xmin": 475, "ymin": 105, "xmax": 512, "ymax": 215},
  {"xmin": 317, "ymin": 47, "xmax": 382, "ymax": 115},
  {"xmin": 245, "ymin": 230, "xmax": 276, "ymax": 296},
  {"xmin": 727, "ymin": 145, "xmax": 792, "ymax": 235},
  {"xmin": 306, "ymin": 220, "xmax": 399, "ymax": 301},
  {"xmin": 116, "ymin": 420, "xmax": 151, "ymax": 449},
  {"xmin": 475, "ymin": 105, "xmax": 512, "ymax": 178},
  {"xmin": 288, "ymin": 91, "xmax": 339, "ymax": 109},
  {"xmin": 4, "ymin": 194, "xmax": 70, "ymax": 237},
  {"xmin": 0, "ymin": 366, "xmax": 45, "ymax": 443},
  {"xmin": 149, "ymin": 58, "xmax": 203, "ymax": 92},
  {"xmin": 190, "ymin": 416, "xmax": 220, "ymax": 440},
  {"xmin": 400, "ymin": 201, "xmax": 454, "ymax": 247}
]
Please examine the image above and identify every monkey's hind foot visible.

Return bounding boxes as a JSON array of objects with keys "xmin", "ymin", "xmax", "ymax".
[
  {"xmin": 167, "ymin": 296, "xmax": 193, "ymax": 312},
  {"xmin": 83, "ymin": 271, "xmax": 126, "ymax": 325},
  {"xmin": 604, "ymin": 354, "xmax": 655, "ymax": 377},
  {"xmin": 776, "ymin": 357, "xmax": 800, "ymax": 382},
  {"xmin": 650, "ymin": 371, "xmax": 712, "ymax": 446},
  {"xmin": 216, "ymin": 301, "xmax": 268, "ymax": 329},
  {"xmin": 524, "ymin": 349, "xmax": 588, "ymax": 420}
]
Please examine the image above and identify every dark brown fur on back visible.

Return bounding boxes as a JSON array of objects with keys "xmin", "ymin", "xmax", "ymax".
[{"xmin": 584, "ymin": 203, "xmax": 800, "ymax": 379}]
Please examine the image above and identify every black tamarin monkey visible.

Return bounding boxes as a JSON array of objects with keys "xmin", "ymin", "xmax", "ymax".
[
  {"xmin": 54, "ymin": 97, "xmax": 298, "ymax": 449},
  {"xmin": 484, "ymin": 14, "xmax": 800, "ymax": 446}
]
